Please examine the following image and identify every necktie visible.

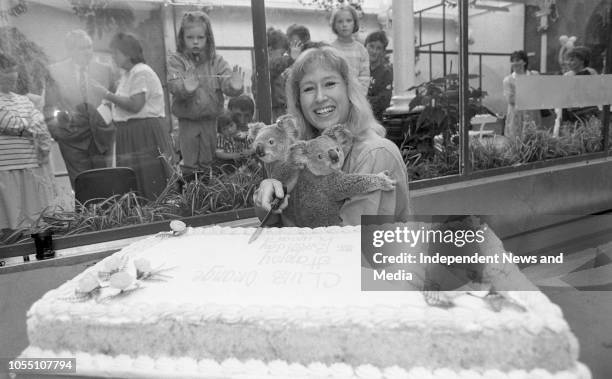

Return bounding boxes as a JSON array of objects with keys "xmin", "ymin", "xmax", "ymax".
[{"xmin": 78, "ymin": 67, "xmax": 88, "ymax": 103}]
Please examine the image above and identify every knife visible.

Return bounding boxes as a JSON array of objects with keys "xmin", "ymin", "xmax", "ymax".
[{"xmin": 248, "ymin": 186, "xmax": 287, "ymax": 244}]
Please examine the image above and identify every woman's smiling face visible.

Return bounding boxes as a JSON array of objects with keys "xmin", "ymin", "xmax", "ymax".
[{"xmin": 299, "ymin": 64, "xmax": 350, "ymax": 132}]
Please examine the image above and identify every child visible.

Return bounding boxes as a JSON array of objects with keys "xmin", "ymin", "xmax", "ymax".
[
  {"xmin": 227, "ymin": 95, "xmax": 255, "ymax": 133},
  {"xmin": 286, "ymin": 24, "xmax": 311, "ymax": 61},
  {"xmin": 329, "ymin": 5, "xmax": 370, "ymax": 95},
  {"xmin": 365, "ymin": 31, "xmax": 393, "ymax": 122},
  {"xmin": 267, "ymin": 28, "xmax": 293, "ymax": 121},
  {"xmin": 215, "ymin": 111, "xmax": 255, "ymax": 170},
  {"xmin": 167, "ymin": 11, "xmax": 244, "ymax": 176}
]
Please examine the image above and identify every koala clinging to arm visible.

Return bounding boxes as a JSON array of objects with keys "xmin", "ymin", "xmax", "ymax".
[
  {"xmin": 286, "ymin": 124, "xmax": 396, "ymax": 228},
  {"xmin": 250, "ymin": 114, "xmax": 302, "ymax": 190}
]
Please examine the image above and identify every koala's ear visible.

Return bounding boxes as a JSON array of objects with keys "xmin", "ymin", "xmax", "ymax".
[
  {"xmin": 288, "ymin": 141, "xmax": 308, "ymax": 166},
  {"xmin": 325, "ymin": 124, "xmax": 354, "ymax": 151},
  {"xmin": 277, "ymin": 114, "xmax": 299, "ymax": 141},
  {"xmin": 248, "ymin": 122, "xmax": 266, "ymax": 140}
]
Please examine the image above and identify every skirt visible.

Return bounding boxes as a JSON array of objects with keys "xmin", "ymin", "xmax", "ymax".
[
  {"xmin": 0, "ymin": 163, "xmax": 57, "ymax": 229},
  {"xmin": 115, "ymin": 118, "xmax": 173, "ymax": 201}
]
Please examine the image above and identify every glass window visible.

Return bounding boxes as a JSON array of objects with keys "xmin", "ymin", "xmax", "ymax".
[
  {"xmin": 465, "ymin": 1, "xmax": 608, "ymax": 174},
  {"xmin": 0, "ymin": 0, "xmax": 260, "ymax": 244}
]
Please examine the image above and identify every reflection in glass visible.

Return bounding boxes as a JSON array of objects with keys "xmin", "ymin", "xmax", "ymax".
[{"xmin": 0, "ymin": 1, "xmax": 261, "ymax": 244}]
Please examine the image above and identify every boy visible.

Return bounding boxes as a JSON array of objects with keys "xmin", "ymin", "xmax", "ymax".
[
  {"xmin": 227, "ymin": 95, "xmax": 255, "ymax": 133},
  {"xmin": 215, "ymin": 111, "xmax": 255, "ymax": 170},
  {"xmin": 365, "ymin": 31, "xmax": 393, "ymax": 122}
]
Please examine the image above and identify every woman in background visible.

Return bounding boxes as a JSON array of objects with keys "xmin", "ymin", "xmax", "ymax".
[
  {"xmin": 502, "ymin": 50, "xmax": 541, "ymax": 139},
  {"xmin": 562, "ymin": 46, "xmax": 600, "ymax": 122},
  {"xmin": 91, "ymin": 33, "xmax": 172, "ymax": 201},
  {"xmin": 0, "ymin": 52, "xmax": 56, "ymax": 229}
]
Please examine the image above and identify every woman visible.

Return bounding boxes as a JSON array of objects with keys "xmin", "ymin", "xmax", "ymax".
[
  {"xmin": 91, "ymin": 33, "xmax": 173, "ymax": 201},
  {"xmin": 562, "ymin": 46, "xmax": 600, "ymax": 122},
  {"xmin": 502, "ymin": 50, "xmax": 541, "ymax": 139},
  {"xmin": 0, "ymin": 53, "xmax": 56, "ymax": 229},
  {"xmin": 254, "ymin": 46, "xmax": 409, "ymax": 226}
]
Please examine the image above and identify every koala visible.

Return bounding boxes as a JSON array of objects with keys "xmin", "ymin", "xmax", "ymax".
[
  {"xmin": 285, "ymin": 124, "xmax": 396, "ymax": 228},
  {"xmin": 250, "ymin": 114, "xmax": 301, "ymax": 188},
  {"xmin": 250, "ymin": 114, "xmax": 299, "ymax": 164}
]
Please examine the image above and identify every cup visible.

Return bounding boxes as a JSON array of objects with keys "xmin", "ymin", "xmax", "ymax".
[{"xmin": 31, "ymin": 229, "xmax": 55, "ymax": 260}]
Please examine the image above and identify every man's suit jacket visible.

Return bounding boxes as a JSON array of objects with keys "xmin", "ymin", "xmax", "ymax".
[{"xmin": 44, "ymin": 59, "xmax": 114, "ymax": 153}]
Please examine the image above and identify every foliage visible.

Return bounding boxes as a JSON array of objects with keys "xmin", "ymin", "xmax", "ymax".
[
  {"xmin": 70, "ymin": 0, "xmax": 135, "ymax": 38},
  {"xmin": 403, "ymin": 75, "xmax": 490, "ymax": 162},
  {"xmin": 405, "ymin": 117, "xmax": 606, "ymax": 181},
  {"xmin": 298, "ymin": 0, "xmax": 364, "ymax": 14},
  {"xmin": 0, "ymin": 26, "xmax": 50, "ymax": 94},
  {"xmin": 0, "ymin": 163, "xmax": 264, "ymax": 246}
]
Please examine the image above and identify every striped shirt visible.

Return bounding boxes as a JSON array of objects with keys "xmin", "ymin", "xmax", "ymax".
[
  {"xmin": 0, "ymin": 92, "xmax": 51, "ymax": 171},
  {"xmin": 216, "ymin": 133, "xmax": 253, "ymax": 154}
]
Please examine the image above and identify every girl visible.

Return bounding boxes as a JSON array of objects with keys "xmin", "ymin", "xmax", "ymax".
[
  {"xmin": 167, "ymin": 11, "xmax": 244, "ymax": 176},
  {"xmin": 91, "ymin": 33, "xmax": 173, "ymax": 201},
  {"xmin": 253, "ymin": 46, "xmax": 409, "ymax": 226},
  {"xmin": 329, "ymin": 5, "xmax": 370, "ymax": 95}
]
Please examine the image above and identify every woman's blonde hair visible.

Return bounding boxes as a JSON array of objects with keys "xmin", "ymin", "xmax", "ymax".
[{"xmin": 286, "ymin": 46, "xmax": 384, "ymax": 140}]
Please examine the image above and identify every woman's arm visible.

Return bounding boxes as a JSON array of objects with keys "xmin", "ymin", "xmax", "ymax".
[
  {"xmin": 103, "ymin": 91, "xmax": 146, "ymax": 114},
  {"xmin": 339, "ymin": 143, "xmax": 409, "ymax": 225},
  {"xmin": 26, "ymin": 97, "xmax": 53, "ymax": 162},
  {"xmin": 502, "ymin": 76, "xmax": 515, "ymax": 106},
  {"xmin": 92, "ymin": 70, "xmax": 147, "ymax": 114},
  {"xmin": 0, "ymin": 108, "xmax": 29, "ymax": 137},
  {"xmin": 252, "ymin": 178, "xmax": 289, "ymax": 223}
]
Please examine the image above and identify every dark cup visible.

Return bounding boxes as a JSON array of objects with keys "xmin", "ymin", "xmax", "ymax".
[{"xmin": 31, "ymin": 229, "xmax": 55, "ymax": 260}]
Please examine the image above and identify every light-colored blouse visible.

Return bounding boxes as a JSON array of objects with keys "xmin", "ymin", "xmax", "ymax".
[{"xmin": 112, "ymin": 63, "xmax": 165, "ymax": 122}]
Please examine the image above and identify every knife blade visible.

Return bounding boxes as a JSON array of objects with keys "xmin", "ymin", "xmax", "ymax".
[{"xmin": 248, "ymin": 186, "xmax": 287, "ymax": 244}]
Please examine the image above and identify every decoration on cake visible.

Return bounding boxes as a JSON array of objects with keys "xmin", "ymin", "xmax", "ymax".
[
  {"xmin": 97, "ymin": 255, "xmax": 128, "ymax": 281},
  {"xmin": 134, "ymin": 258, "xmax": 174, "ymax": 282},
  {"xmin": 157, "ymin": 220, "xmax": 188, "ymax": 239},
  {"xmin": 65, "ymin": 256, "xmax": 173, "ymax": 303},
  {"xmin": 72, "ymin": 272, "xmax": 102, "ymax": 301}
]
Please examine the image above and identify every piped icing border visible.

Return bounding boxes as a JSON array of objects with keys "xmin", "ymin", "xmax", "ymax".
[{"xmin": 20, "ymin": 347, "xmax": 592, "ymax": 379}]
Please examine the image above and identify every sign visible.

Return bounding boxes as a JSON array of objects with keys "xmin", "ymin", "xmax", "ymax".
[{"xmin": 515, "ymin": 74, "xmax": 612, "ymax": 110}]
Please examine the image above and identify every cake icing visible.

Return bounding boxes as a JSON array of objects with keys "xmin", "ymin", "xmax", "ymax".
[{"xmin": 25, "ymin": 225, "xmax": 590, "ymax": 378}]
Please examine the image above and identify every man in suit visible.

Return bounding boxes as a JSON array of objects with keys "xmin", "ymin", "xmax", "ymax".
[{"xmin": 44, "ymin": 29, "xmax": 115, "ymax": 188}]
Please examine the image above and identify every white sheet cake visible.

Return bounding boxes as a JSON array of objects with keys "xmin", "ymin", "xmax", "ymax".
[{"xmin": 24, "ymin": 225, "xmax": 591, "ymax": 378}]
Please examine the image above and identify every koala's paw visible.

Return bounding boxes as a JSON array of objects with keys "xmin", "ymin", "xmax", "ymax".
[{"xmin": 377, "ymin": 170, "xmax": 396, "ymax": 191}]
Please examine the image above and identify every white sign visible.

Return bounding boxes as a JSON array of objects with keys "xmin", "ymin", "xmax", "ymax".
[{"xmin": 516, "ymin": 74, "xmax": 612, "ymax": 110}]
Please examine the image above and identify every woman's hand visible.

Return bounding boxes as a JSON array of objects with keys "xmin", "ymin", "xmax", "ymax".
[
  {"xmin": 229, "ymin": 65, "xmax": 245, "ymax": 91},
  {"xmin": 253, "ymin": 178, "xmax": 289, "ymax": 213},
  {"xmin": 88, "ymin": 79, "xmax": 109, "ymax": 99},
  {"xmin": 183, "ymin": 70, "xmax": 199, "ymax": 93}
]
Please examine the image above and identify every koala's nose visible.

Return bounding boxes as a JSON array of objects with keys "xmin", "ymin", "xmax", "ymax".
[
  {"xmin": 256, "ymin": 145, "xmax": 266, "ymax": 157},
  {"xmin": 328, "ymin": 149, "xmax": 339, "ymax": 163}
]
